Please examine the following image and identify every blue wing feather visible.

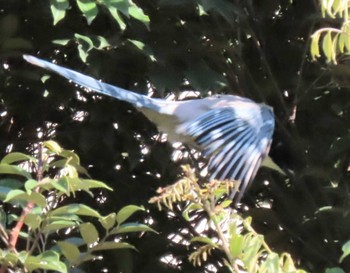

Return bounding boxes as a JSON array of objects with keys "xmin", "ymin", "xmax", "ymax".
[{"xmin": 181, "ymin": 106, "xmax": 274, "ymax": 201}]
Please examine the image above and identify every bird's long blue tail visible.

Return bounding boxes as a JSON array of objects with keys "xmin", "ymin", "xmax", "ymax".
[{"xmin": 23, "ymin": 55, "xmax": 160, "ymax": 111}]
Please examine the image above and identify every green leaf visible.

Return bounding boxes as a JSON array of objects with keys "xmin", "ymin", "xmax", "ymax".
[
  {"xmin": 340, "ymin": 240, "xmax": 350, "ymax": 262},
  {"xmin": 326, "ymin": 268, "xmax": 346, "ymax": 273},
  {"xmin": 50, "ymin": 0, "xmax": 69, "ymax": 25},
  {"xmin": 50, "ymin": 204, "xmax": 101, "ymax": 218},
  {"xmin": 100, "ymin": 212, "xmax": 117, "ymax": 230},
  {"xmin": 57, "ymin": 241, "xmax": 81, "ymax": 263},
  {"xmin": 81, "ymin": 179, "xmax": 113, "ymax": 191},
  {"xmin": 190, "ymin": 236, "xmax": 218, "ymax": 247},
  {"xmin": 1, "ymin": 152, "xmax": 36, "ymax": 164},
  {"xmin": 24, "ymin": 179, "xmax": 38, "ymax": 192},
  {"xmin": 116, "ymin": 205, "xmax": 144, "ymax": 225},
  {"xmin": 182, "ymin": 203, "xmax": 202, "ymax": 221},
  {"xmin": 111, "ymin": 223, "xmax": 157, "ymax": 234},
  {"xmin": 91, "ymin": 242, "xmax": 136, "ymax": 252},
  {"xmin": 24, "ymin": 251, "xmax": 67, "ymax": 273},
  {"xmin": 322, "ymin": 32, "xmax": 333, "ymax": 62},
  {"xmin": 128, "ymin": 39, "xmax": 146, "ymax": 50},
  {"xmin": 242, "ymin": 234, "xmax": 263, "ymax": 271},
  {"xmin": 128, "ymin": 5, "xmax": 150, "ymax": 27},
  {"xmin": 80, "ymin": 222, "xmax": 99, "ymax": 245},
  {"xmin": 260, "ymin": 253, "xmax": 279, "ymax": 272},
  {"xmin": 5, "ymin": 190, "xmax": 46, "ymax": 207},
  {"xmin": 338, "ymin": 33, "xmax": 346, "ymax": 53},
  {"xmin": 229, "ymin": 234, "xmax": 244, "ymax": 258},
  {"xmin": 261, "ymin": 156, "xmax": 286, "ymax": 175},
  {"xmin": 103, "ymin": 0, "xmax": 129, "ymax": 14},
  {"xmin": 96, "ymin": 36, "xmax": 110, "ymax": 49},
  {"xmin": 43, "ymin": 220, "xmax": 78, "ymax": 233},
  {"xmin": 24, "ymin": 213, "xmax": 42, "ymax": 229},
  {"xmin": 44, "ymin": 140, "xmax": 63, "ymax": 154},
  {"xmin": 77, "ymin": 0, "xmax": 98, "ymax": 25},
  {"xmin": 52, "ymin": 38, "xmax": 70, "ymax": 45},
  {"xmin": 310, "ymin": 32, "xmax": 321, "ymax": 60},
  {"xmin": 0, "ymin": 164, "xmax": 32, "ymax": 179},
  {"xmin": 107, "ymin": 7, "xmax": 126, "ymax": 30}
]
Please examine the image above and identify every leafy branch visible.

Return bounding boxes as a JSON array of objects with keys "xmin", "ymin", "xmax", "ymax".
[
  {"xmin": 0, "ymin": 141, "xmax": 155, "ymax": 273},
  {"xmin": 150, "ymin": 166, "xmax": 306, "ymax": 273}
]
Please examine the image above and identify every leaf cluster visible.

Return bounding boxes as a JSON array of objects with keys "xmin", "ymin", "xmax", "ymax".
[
  {"xmin": 150, "ymin": 166, "xmax": 305, "ymax": 273},
  {"xmin": 0, "ymin": 141, "xmax": 154, "ymax": 273}
]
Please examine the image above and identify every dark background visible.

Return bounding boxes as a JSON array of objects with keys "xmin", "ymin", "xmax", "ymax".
[{"xmin": 1, "ymin": 0, "xmax": 350, "ymax": 272}]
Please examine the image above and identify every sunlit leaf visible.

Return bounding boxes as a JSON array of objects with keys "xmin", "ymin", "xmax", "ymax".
[
  {"xmin": 340, "ymin": 240, "xmax": 350, "ymax": 262},
  {"xmin": 80, "ymin": 222, "xmax": 99, "ymax": 245},
  {"xmin": 50, "ymin": 204, "xmax": 101, "ymax": 218},
  {"xmin": 42, "ymin": 220, "xmax": 78, "ymax": 233},
  {"xmin": 100, "ymin": 213, "xmax": 117, "ymax": 230},
  {"xmin": 91, "ymin": 242, "xmax": 136, "ymax": 251},
  {"xmin": 44, "ymin": 140, "xmax": 63, "ymax": 154},
  {"xmin": 50, "ymin": 0, "xmax": 69, "ymax": 25},
  {"xmin": 57, "ymin": 241, "xmax": 81, "ymax": 262},
  {"xmin": 111, "ymin": 223, "xmax": 157, "ymax": 234},
  {"xmin": 1, "ymin": 152, "xmax": 36, "ymax": 164},
  {"xmin": 0, "ymin": 164, "xmax": 32, "ymax": 179},
  {"xmin": 322, "ymin": 32, "xmax": 334, "ymax": 62},
  {"xmin": 76, "ymin": 0, "xmax": 98, "ymax": 25},
  {"xmin": 116, "ymin": 205, "xmax": 144, "ymax": 225},
  {"xmin": 5, "ymin": 190, "xmax": 46, "ymax": 207},
  {"xmin": 24, "ymin": 213, "xmax": 41, "ymax": 229},
  {"xmin": 190, "ymin": 236, "xmax": 218, "ymax": 247},
  {"xmin": 24, "ymin": 251, "xmax": 67, "ymax": 272}
]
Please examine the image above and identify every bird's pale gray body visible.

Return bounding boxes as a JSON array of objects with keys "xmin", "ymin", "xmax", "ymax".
[{"xmin": 23, "ymin": 55, "xmax": 275, "ymax": 202}]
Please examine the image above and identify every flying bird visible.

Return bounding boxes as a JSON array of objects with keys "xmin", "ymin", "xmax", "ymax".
[{"xmin": 23, "ymin": 54, "xmax": 275, "ymax": 203}]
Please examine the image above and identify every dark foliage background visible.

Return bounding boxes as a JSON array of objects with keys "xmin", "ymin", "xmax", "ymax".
[{"xmin": 1, "ymin": 0, "xmax": 350, "ymax": 272}]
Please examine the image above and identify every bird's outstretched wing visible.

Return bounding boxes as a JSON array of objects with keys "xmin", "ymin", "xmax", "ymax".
[{"xmin": 179, "ymin": 106, "xmax": 274, "ymax": 202}]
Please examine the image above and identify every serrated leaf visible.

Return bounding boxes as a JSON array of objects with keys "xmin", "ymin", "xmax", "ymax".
[
  {"xmin": 116, "ymin": 205, "xmax": 144, "ymax": 225},
  {"xmin": 311, "ymin": 32, "xmax": 321, "ymax": 60},
  {"xmin": 80, "ymin": 222, "xmax": 99, "ymax": 245},
  {"xmin": 57, "ymin": 241, "xmax": 81, "ymax": 262},
  {"xmin": 111, "ymin": 223, "xmax": 157, "ymax": 234},
  {"xmin": 91, "ymin": 242, "xmax": 136, "ymax": 251},
  {"xmin": 77, "ymin": 0, "xmax": 98, "ymax": 25}
]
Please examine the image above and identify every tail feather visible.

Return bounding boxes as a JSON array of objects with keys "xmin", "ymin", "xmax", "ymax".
[{"xmin": 23, "ymin": 55, "xmax": 160, "ymax": 111}]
